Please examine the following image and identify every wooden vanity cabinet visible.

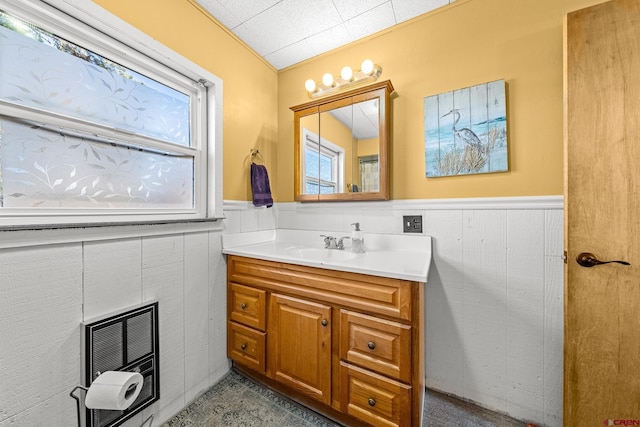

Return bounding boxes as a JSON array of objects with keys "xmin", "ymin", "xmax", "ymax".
[{"xmin": 226, "ymin": 255, "xmax": 424, "ymax": 427}]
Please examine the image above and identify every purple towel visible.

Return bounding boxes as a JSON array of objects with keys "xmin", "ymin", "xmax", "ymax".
[{"xmin": 251, "ymin": 163, "xmax": 273, "ymax": 208}]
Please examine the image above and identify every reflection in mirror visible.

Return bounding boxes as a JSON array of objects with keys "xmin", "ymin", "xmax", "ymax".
[
  {"xmin": 292, "ymin": 80, "xmax": 393, "ymax": 202},
  {"xmin": 318, "ymin": 105, "xmax": 351, "ymax": 194},
  {"xmin": 350, "ymin": 99, "xmax": 380, "ymax": 193},
  {"xmin": 299, "ymin": 114, "xmax": 319, "ymax": 195}
]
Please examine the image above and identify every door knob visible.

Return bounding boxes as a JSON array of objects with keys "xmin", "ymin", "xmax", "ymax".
[{"xmin": 576, "ymin": 252, "xmax": 630, "ymax": 267}]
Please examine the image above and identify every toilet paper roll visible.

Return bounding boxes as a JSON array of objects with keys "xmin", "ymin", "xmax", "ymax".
[{"xmin": 85, "ymin": 371, "xmax": 144, "ymax": 411}]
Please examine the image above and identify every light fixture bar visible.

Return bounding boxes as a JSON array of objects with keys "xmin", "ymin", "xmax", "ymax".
[{"xmin": 305, "ymin": 59, "xmax": 382, "ymax": 99}]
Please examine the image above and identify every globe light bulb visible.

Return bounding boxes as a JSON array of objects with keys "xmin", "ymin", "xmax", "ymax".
[
  {"xmin": 322, "ymin": 72, "xmax": 334, "ymax": 87},
  {"xmin": 305, "ymin": 79, "xmax": 316, "ymax": 92},
  {"xmin": 340, "ymin": 66, "xmax": 353, "ymax": 81},
  {"xmin": 361, "ymin": 59, "xmax": 374, "ymax": 75}
]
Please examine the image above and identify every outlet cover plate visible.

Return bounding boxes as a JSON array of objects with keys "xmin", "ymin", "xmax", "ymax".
[{"xmin": 403, "ymin": 215, "xmax": 423, "ymax": 233}]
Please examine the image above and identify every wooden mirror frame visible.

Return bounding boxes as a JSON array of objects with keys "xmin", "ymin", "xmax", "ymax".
[{"xmin": 291, "ymin": 80, "xmax": 394, "ymax": 202}]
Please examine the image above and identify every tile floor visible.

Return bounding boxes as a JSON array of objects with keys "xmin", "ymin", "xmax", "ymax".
[{"xmin": 162, "ymin": 369, "xmax": 526, "ymax": 427}]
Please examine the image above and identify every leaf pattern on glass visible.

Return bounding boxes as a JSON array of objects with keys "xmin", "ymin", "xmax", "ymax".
[
  {"xmin": 0, "ymin": 119, "xmax": 193, "ymax": 209},
  {"xmin": 0, "ymin": 22, "xmax": 190, "ymax": 146}
]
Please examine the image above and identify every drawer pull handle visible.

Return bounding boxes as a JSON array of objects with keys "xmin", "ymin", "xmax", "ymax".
[
  {"xmin": 240, "ymin": 303, "xmax": 247, "ymax": 310},
  {"xmin": 241, "ymin": 343, "xmax": 247, "ymax": 350},
  {"xmin": 368, "ymin": 398, "xmax": 376, "ymax": 407},
  {"xmin": 367, "ymin": 341, "xmax": 376, "ymax": 350},
  {"xmin": 321, "ymin": 319, "xmax": 328, "ymax": 327}
]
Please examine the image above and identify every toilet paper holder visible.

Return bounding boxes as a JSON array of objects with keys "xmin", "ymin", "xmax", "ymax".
[{"xmin": 69, "ymin": 371, "xmax": 153, "ymax": 427}]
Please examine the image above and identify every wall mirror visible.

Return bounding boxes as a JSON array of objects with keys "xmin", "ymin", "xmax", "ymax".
[{"xmin": 291, "ymin": 80, "xmax": 394, "ymax": 202}]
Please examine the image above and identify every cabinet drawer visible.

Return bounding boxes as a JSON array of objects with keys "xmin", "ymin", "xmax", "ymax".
[
  {"xmin": 230, "ymin": 283, "xmax": 266, "ymax": 331},
  {"xmin": 340, "ymin": 310, "xmax": 411, "ymax": 383},
  {"xmin": 340, "ymin": 362, "xmax": 411, "ymax": 427},
  {"xmin": 228, "ymin": 321, "xmax": 266, "ymax": 373}
]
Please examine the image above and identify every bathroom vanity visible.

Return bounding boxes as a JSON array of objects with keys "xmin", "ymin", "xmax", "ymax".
[{"xmin": 223, "ymin": 231, "xmax": 431, "ymax": 427}]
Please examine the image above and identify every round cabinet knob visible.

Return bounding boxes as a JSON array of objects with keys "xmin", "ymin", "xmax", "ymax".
[
  {"xmin": 368, "ymin": 398, "xmax": 376, "ymax": 407},
  {"xmin": 367, "ymin": 341, "xmax": 376, "ymax": 350},
  {"xmin": 321, "ymin": 319, "xmax": 328, "ymax": 327},
  {"xmin": 240, "ymin": 343, "xmax": 247, "ymax": 350},
  {"xmin": 240, "ymin": 303, "xmax": 247, "ymax": 310}
]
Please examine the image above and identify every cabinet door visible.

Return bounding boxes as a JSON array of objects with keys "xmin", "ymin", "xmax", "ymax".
[{"xmin": 269, "ymin": 293, "xmax": 332, "ymax": 405}]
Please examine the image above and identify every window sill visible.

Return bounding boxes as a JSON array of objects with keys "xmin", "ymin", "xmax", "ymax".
[{"xmin": 0, "ymin": 218, "xmax": 225, "ymax": 249}]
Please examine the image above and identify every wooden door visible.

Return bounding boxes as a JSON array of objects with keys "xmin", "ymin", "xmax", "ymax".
[
  {"xmin": 565, "ymin": 0, "xmax": 640, "ymax": 424},
  {"xmin": 269, "ymin": 293, "xmax": 332, "ymax": 405}
]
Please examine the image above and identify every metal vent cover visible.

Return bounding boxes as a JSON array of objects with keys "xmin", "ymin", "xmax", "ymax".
[{"xmin": 84, "ymin": 302, "xmax": 159, "ymax": 427}]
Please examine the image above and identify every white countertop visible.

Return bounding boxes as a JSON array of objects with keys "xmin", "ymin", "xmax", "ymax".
[{"xmin": 221, "ymin": 229, "xmax": 432, "ymax": 282}]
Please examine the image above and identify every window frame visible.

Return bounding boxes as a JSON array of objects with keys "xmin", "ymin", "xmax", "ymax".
[
  {"xmin": 301, "ymin": 128, "xmax": 344, "ymax": 194},
  {"xmin": 0, "ymin": 0, "xmax": 223, "ymax": 228}
]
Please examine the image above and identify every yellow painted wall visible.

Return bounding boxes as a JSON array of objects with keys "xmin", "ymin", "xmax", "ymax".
[
  {"xmin": 94, "ymin": 0, "xmax": 603, "ymax": 202},
  {"xmin": 93, "ymin": 0, "xmax": 278, "ymax": 202},
  {"xmin": 277, "ymin": 0, "xmax": 604, "ymax": 201},
  {"xmin": 357, "ymin": 138, "xmax": 379, "ymax": 158}
]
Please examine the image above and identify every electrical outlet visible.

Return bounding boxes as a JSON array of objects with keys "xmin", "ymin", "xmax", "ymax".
[{"xmin": 403, "ymin": 215, "xmax": 423, "ymax": 233}]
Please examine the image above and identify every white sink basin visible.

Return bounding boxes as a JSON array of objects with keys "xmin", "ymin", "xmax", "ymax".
[
  {"xmin": 221, "ymin": 229, "xmax": 432, "ymax": 282},
  {"xmin": 285, "ymin": 247, "xmax": 358, "ymax": 261}
]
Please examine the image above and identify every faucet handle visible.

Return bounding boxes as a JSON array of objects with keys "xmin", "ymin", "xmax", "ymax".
[
  {"xmin": 320, "ymin": 234, "xmax": 336, "ymax": 248},
  {"xmin": 337, "ymin": 236, "xmax": 351, "ymax": 250}
]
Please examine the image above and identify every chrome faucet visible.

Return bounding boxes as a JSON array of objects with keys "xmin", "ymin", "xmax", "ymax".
[
  {"xmin": 320, "ymin": 235, "xmax": 351, "ymax": 250},
  {"xmin": 320, "ymin": 235, "xmax": 338, "ymax": 249}
]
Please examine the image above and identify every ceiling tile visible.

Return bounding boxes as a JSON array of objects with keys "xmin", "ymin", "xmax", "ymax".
[
  {"xmin": 392, "ymin": 0, "xmax": 451, "ymax": 23},
  {"xmin": 216, "ymin": 0, "xmax": 281, "ymax": 23},
  {"xmin": 306, "ymin": 24, "xmax": 352, "ymax": 57},
  {"xmin": 390, "ymin": 0, "xmax": 426, "ymax": 23},
  {"xmin": 194, "ymin": 0, "xmax": 453, "ymax": 69},
  {"xmin": 344, "ymin": 2, "xmax": 396, "ymax": 41},
  {"xmin": 331, "ymin": 0, "xmax": 389, "ymax": 21},
  {"xmin": 426, "ymin": 0, "xmax": 453, "ymax": 14},
  {"xmin": 264, "ymin": 39, "xmax": 316, "ymax": 70},
  {"xmin": 280, "ymin": 0, "xmax": 343, "ymax": 40},
  {"xmin": 197, "ymin": 0, "xmax": 241, "ymax": 29},
  {"xmin": 234, "ymin": 3, "xmax": 299, "ymax": 56}
]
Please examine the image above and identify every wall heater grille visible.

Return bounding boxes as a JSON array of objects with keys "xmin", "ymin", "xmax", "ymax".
[{"xmin": 83, "ymin": 302, "xmax": 159, "ymax": 427}]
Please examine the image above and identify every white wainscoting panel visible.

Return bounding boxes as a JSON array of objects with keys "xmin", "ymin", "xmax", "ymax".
[
  {"xmin": 83, "ymin": 238, "xmax": 143, "ymax": 320},
  {"xmin": 0, "ymin": 244, "xmax": 82, "ymax": 426},
  {"xmin": 0, "ymin": 227, "xmax": 227, "ymax": 427},
  {"xmin": 208, "ymin": 229, "xmax": 231, "ymax": 385},
  {"xmin": 543, "ymin": 210, "xmax": 564, "ymax": 426},
  {"xmin": 184, "ymin": 232, "xmax": 212, "ymax": 403}
]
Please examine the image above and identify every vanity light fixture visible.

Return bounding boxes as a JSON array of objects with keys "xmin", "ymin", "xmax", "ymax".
[{"xmin": 304, "ymin": 59, "xmax": 382, "ymax": 99}]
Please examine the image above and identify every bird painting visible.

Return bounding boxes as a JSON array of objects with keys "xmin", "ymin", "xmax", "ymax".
[
  {"xmin": 424, "ymin": 79, "xmax": 508, "ymax": 177},
  {"xmin": 440, "ymin": 109, "xmax": 484, "ymax": 152}
]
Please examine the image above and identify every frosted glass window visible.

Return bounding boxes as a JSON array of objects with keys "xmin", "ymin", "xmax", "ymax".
[
  {"xmin": 0, "ymin": 2, "xmax": 221, "ymax": 226},
  {"xmin": 0, "ymin": 10, "xmax": 190, "ymax": 146},
  {"xmin": 0, "ymin": 118, "xmax": 193, "ymax": 209}
]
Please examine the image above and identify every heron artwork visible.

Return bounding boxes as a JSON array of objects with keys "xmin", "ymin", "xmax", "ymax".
[
  {"xmin": 424, "ymin": 79, "xmax": 508, "ymax": 177},
  {"xmin": 441, "ymin": 109, "xmax": 484, "ymax": 152}
]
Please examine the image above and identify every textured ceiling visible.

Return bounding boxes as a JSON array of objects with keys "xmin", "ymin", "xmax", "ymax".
[{"xmin": 195, "ymin": 0, "xmax": 455, "ymax": 70}]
